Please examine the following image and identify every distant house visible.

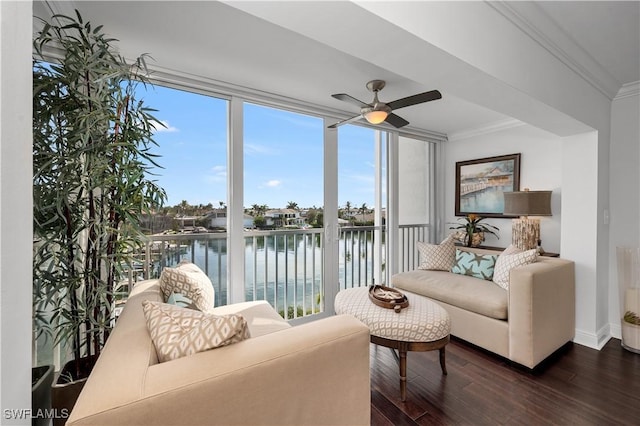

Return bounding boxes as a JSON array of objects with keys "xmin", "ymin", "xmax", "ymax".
[
  {"xmin": 206, "ymin": 208, "xmax": 255, "ymax": 229},
  {"xmin": 264, "ymin": 209, "xmax": 305, "ymax": 227},
  {"xmin": 206, "ymin": 208, "xmax": 227, "ymax": 228}
]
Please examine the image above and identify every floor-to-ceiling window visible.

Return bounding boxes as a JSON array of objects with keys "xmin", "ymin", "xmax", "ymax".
[
  {"xmin": 338, "ymin": 125, "xmax": 388, "ymax": 287},
  {"xmin": 137, "ymin": 85, "xmax": 230, "ymax": 305},
  {"xmin": 101, "ymin": 83, "xmax": 434, "ymax": 320},
  {"xmin": 242, "ymin": 103, "xmax": 324, "ymax": 319}
]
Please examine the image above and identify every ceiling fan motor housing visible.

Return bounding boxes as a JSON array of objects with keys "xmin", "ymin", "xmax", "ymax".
[{"xmin": 366, "ymin": 79, "xmax": 386, "ymax": 93}]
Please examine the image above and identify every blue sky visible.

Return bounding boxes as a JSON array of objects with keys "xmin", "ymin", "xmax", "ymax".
[{"xmin": 140, "ymin": 85, "xmax": 378, "ymax": 209}]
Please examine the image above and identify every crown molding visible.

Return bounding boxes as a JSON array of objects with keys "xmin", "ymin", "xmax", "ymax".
[
  {"xmin": 447, "ymin": 118, "xmax": 525, "ymax": 142},
  {"xmin": 614, "ymin": 81, "xmax": 640, "ymax": 100},
  {"xmin": 488, "ymin": 1, "xmax": 621, "ymax": 101}
]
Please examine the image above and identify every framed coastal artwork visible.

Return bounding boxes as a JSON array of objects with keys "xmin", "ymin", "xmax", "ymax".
[{"xmin": 455, "ymin": 153, "xmax": 521, "ymax": 218}]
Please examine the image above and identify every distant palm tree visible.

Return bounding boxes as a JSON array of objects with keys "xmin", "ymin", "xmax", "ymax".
[
  {"xmin": 359, "ymin": 203, "xmax": 368, "ymax": 223},
  {"xmin": 251, "ymin": 203, "xmax": 261, "ymax": 216},
  {"xmin": 179, "ymin": 200, "xmax": 190, "ymax": 215},
  {"xmin": 219, "ymin": 201, "xmax": 226, "ymax": 209},
  {"xmin": 344, "ymin": 201, "xmax": 352, "ymax": 219},
  {"xmin": 286, "ymin": 201, "xmax": 299, "ymax": 210}
]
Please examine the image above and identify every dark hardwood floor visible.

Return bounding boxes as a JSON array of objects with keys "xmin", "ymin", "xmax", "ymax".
[{"xmin": 370, "ymin": 337, "xmax": 640, "ymax": 425}]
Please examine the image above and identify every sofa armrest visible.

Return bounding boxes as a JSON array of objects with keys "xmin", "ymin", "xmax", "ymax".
[
  {"xmin": 69, "ymin": 314, "xmax": 371, "ymax": 425},
  {"xmin": 508, "ymin": 258, "xmax": 575, "ymax": 368}
]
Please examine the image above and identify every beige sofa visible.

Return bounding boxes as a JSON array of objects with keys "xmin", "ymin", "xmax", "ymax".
[
  {"xmin": 391, "ymin": 246, "xmax": 575, "ymax": 369},
  {"xmin": 67, "ymin": 280, "xmax": 371, "ymax": 425}
]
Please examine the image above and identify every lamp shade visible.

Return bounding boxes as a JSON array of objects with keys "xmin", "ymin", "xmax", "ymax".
[{"xmin": 503, "ymin": 190, "xmax": 552, "ymax": 216}]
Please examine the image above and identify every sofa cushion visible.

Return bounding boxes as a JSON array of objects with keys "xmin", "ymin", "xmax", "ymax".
[
  {"xmin": 210, "ymin": 300, "xmax": 292, "ymax": 338},
  {"xmin": 451, "ymin": 249, "xmax": 498, "ymax": 281},
  {"xmin": 159, "ymin": 261, "xmax": 215, "ymax": 312},
  {"xmin": 417, "ymin": 235, "xmax": 456, "ymax": 271},
  {"xmin": 142, "ymin": 301, "xmax": 250, "ymax": 363},
  {"xmin": 392, "ymin": 269, "xmax": 508, "ymax": 320},
  {"xmin": 493, "ymin": 248, "xmax": 538, "ymax": 290}
]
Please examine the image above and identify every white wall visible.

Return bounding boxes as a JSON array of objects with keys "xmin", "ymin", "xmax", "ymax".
[
  {"xmin": 444, "ymin": 122, "xmax": 563, "ymax": 253},
  {"xmin": 608, "ymin": 86, "xmax": 640, "ymax": 338},
  {"xmin": 561, "ymin": 132, "xmax": 603, "ymax": 347},
  {"xmin": 0, "ymin": 1, "xmax": 33, "ymax": 422}
]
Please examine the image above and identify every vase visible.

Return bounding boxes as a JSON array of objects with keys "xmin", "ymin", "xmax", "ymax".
[
  {"xmin": 469, "ymin": 232, "xmax": 484, "ymax": 247},
  {"xmin": 616, "ymin": 247, "xmax": 640, "ymax": 353},
  {"xmin": 51, "ymin": 355, "xmax": 98, "ymax": 426},
  {"xmin": 32, "ymin": 364, "xmax": 54, "ymax": 426}
]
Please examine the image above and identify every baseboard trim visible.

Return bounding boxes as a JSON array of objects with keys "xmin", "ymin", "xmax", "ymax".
[
  {"xmin": 610, "ymin": 322, "xmax": 622, "ymax": 339},
  {"xmin": 573, "ymin": 325, "xmax": 612, "ymax": 350}
]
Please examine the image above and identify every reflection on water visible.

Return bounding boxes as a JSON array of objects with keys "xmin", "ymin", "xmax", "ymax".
[{"xmin": 157, "ymin": 231, "xmax": 383, "ymax": 318}]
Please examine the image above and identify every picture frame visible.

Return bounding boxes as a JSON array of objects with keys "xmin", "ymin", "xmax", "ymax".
[{"xmin": 455, "ymin": 153, "xmax": 521, "ymax": 218}]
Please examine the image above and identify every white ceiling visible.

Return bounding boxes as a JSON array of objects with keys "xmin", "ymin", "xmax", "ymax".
[{"xmin": 34, "ymin": 1, "xmax": 639, "ymax": 138}]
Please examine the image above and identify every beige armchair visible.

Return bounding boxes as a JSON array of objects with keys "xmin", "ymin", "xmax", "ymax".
[{"xmin": 67, "ymin": 280, "xmax": 371, "ymax": 425}]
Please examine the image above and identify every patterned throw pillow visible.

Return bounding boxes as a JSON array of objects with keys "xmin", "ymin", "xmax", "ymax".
[
  {"xmin": 451, "ymin": 249, "xmax": 498, "ymax": 281},
  {"xmin": 160, "ymin": 261, "xmax": 215, "ymax": 312},
  {"xmin": 492, "ymin": 248, "xmax": 538, "ymax": 290},
  {"xmin": 142, "ymin": 301, "xmax": 250, "ymax": 363},
  {"xmin": 417, "ymin": 235, "xmax": 456, "ymax": 271}
]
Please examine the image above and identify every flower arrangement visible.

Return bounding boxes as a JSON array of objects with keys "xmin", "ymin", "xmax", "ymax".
[{"xmin": 449, "ymin": 214, "xmax": 499, "ymax": 247}]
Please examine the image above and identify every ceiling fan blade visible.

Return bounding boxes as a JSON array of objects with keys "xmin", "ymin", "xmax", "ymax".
[
  {"xmin": 327, "ymin": 114, "xmax": 362, "ymax": 129},
  {"xmin": 332, "ymin": 93, "xmax": 370, "ymax": 108},
  {"xmin": 384, "ymin": 113, "xmax": 410, "ymax": 128},
  {"xmin": 387, "ymin": 90, "xmax": 442, "ymax": 111}
]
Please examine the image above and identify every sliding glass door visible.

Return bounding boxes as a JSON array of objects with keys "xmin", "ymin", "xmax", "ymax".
[{"xmin": 242, "ymin": 103, "xmax": 325, "ymax": 319}]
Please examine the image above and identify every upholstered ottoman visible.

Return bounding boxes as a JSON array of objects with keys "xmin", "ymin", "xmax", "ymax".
[{"xmin": 335, "ymin": 286, "xmax": 451, "ymax": 401}]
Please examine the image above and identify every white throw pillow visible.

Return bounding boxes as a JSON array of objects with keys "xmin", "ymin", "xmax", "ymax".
[
  {"xmin": 493, "ymin": 247, "xmax": 538, "ymax": 290},
  {"xmin": 159, "ymin": 261, "xmax": 215, "ymax": 312},
  {"xmin": 142, "ymin": 301, "xmax": 250, "ymax": 363},
  {"xmin": 417, "ymin": 235, "xmax": 456, "ymax": 271}
]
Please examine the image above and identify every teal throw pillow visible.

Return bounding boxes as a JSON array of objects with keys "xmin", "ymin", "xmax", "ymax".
[
  {"xmin": 167, "ymin": 292, "xmax": 198, "ymax": 310},
  {"xmin": 451, "ymin": 249, "xmax": 498, "ymax": 281}
]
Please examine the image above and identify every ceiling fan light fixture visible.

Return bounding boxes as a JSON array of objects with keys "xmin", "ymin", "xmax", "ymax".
[
  {"xmin": 363, "ymin": 109, "xmax": 389, "ymax": 124},
  {"xmin": 362, "ymin": 101, "xmax": 391, "ymax": 125}
]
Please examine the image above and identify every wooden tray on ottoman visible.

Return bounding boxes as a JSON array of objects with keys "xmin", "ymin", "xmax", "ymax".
[{"xmin": 369, "ymin": 285, "xmax": 409, "ymax": 313}]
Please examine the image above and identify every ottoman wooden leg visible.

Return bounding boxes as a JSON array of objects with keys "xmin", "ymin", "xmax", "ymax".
[
  {"xmin": 399, "ymin": 347, "xmax": 407, "ymax": 402},
  {"xmin": 439, "ymin": 346, "xmax": 448, "ymax": 375}
]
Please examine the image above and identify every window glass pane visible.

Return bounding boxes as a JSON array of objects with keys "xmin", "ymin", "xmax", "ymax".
[
  {"xmin": 338, "ymin": 125, "xmax": 387, "ymax": 288},
  {"xmin": 139, "ymin": 85, "xmax": 229, "ymax": 305},
  {"xmin": 243, "ymin": 103, "xmax": 324, "ymax": 319}
]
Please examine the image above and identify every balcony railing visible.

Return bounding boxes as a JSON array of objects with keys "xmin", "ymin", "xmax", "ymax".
[{"xmin": 128, "ymin": 223, "xmax": 429, "ymax": 319}]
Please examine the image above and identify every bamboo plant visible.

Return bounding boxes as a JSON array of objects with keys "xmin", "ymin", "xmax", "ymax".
[{"xmin": 33, "ymin": 10, "xmax": 166, "ymax": 381}]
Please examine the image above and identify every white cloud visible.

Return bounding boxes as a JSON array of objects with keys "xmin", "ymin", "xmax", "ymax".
[
  {"xmin": 151, "ymin": 120, "xmax": 179, "ymax": 133},
  {"xmin": 204, "ymin": 165, "xmax": 227, "ymax": 184},
  {"xmin": 245, "ymin": 143, "xmax": 272, "ymax": 156},
  {"xmin": 265, "ymin": 179, "xmax": 282, "ymax": 188}
]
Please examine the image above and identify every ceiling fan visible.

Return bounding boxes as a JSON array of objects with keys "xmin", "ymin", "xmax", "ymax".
[{"xmin": 328, "ymin": 80, "xmax": 442, "ymax": 129}]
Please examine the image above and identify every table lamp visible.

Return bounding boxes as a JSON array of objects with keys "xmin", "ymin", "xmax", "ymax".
[{"xmin": 503, "ymin": 189, "xmax": 552, "ymax": 252}]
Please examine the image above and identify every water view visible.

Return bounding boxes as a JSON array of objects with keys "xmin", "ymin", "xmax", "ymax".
[{"xmin": 141, "ymin": 228, "xmax": 385, "ymax": 318}]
